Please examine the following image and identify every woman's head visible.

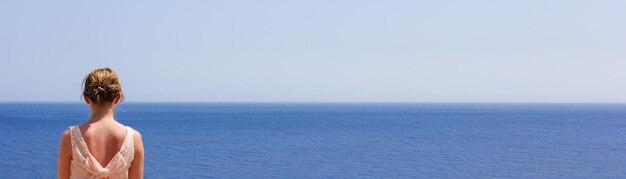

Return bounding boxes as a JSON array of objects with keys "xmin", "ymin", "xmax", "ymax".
[{"xmin": 82, "ymin": 68, "xmax": 124, "ymax": 105}]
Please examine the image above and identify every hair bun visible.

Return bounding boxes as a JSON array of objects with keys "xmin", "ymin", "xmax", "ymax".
[
  {"xmin": 82, "ymin": 68, "xmax": 124, "ymax": 104},
  {"xmin": 93, "ymin": 86, "xmax": 106, "ymax": 94}
]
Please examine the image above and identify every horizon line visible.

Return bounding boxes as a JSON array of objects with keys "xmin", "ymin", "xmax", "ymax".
[{"xmin": 2, "ymin": 101, "xmax": 626, "ymax": 104}]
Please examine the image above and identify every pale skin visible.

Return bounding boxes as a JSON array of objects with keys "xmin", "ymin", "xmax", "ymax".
[{"xmin": 58, "ymin": 93, "xmax": 144, "ymax": 179}]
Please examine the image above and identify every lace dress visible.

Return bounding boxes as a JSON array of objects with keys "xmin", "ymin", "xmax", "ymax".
[{"xmin": 69, "ymin": 126, "xmax": 134, "ymax": 179}]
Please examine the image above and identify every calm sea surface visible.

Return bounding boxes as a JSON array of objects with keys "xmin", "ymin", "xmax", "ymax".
[{"xmin": 1, "ymin": 103, "xmax": 626, "ymax": 178}]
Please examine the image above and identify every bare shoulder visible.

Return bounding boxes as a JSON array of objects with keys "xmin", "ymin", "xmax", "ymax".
[
  {"xmin": 128, "ymin": 129, "xmax": 144, "ymax": 179},
  {"xmin": 59, "ymin": 128, "xmax": 72, "ymax": 157},
  {"xmin": 132, "ymin": 128, "xmax": 142, "ymax": 141},
  {"xmin": 131, "ymin": 128, "xmax": 144, "ymax": 152},
  {"xmin": 60, "ymin": 128, "xmax": 71, "ymax": 142}
]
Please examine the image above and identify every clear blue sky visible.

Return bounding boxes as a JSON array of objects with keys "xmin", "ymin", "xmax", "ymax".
[{"xmin": 1, "ymin": 0, "xmax": 625, "ymax": 103}]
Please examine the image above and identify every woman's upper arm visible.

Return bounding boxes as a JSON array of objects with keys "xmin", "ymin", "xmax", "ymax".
[
  {"xmin": 129, "ymin": 130, "xmax": 144, "ymax": 179},
  {"xmin": 58, "ymin": 129, "xmax": 72, "ymax": 179}
]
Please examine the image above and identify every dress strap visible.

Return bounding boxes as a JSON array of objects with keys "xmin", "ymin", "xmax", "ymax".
[
  {"xmin": 125, "ymin": 126, "xmax": 134, "ymax": 144},
  {"xmin": 68, "ymin": 126, "xmax": 81, "ymax": 152},
  {"xmin": 122, "ymin": 126, "xmax": 135, "ymax": 162},
  {"xmin": 68, "ymin": 125, "xmax": 91, "ymax": 164}
]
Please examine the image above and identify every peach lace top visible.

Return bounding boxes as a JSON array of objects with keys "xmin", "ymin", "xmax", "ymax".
[{"xmin": 69, "ymin": 126, "xmax": 134, "ymax": 179}]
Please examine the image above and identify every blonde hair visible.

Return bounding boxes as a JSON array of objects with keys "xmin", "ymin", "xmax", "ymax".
[{"xmin": 82, "ymin": 68, "xmax": 124, "ymax": 104}]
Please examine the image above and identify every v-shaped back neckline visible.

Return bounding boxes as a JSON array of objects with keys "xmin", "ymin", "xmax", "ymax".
[{"xmin": 75, "ymin": 125, "xmax": 130, "ymax": 169}]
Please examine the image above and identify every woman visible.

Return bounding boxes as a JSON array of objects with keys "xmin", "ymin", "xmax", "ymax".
[{"xmin": 58, "ymin": 68, "xmax": 144, "ymax": 179}]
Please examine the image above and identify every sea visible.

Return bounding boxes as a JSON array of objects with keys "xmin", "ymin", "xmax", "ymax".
[{"xmin": 1, "ymin": 103, "xmax": 626, "ymax": 178}]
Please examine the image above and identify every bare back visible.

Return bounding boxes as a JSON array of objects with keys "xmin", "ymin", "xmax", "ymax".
[
  {"xmin": 79, "ymin": 123, "xmax": 128, "ymax": 167},
  {"xmin": 59, "ymin": 121, "xmax": 144, "ymax": 179}
]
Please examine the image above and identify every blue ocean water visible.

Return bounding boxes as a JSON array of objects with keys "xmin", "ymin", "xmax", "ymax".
[{"xmin": 1, "ymin": 103, "xmax": 626, "ymax": 178}]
